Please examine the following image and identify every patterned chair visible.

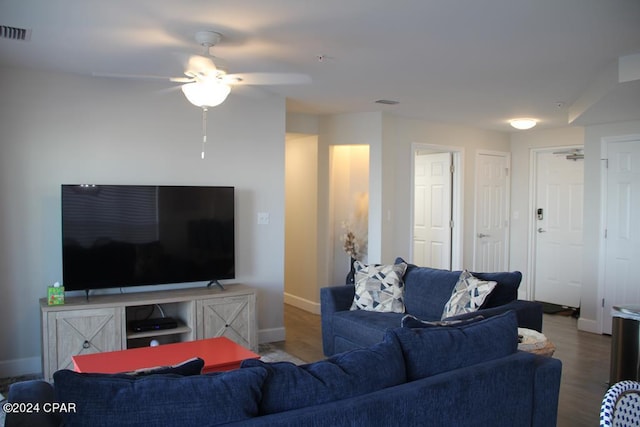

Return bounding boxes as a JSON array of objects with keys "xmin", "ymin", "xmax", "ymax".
[{"xmin": 601, "ymin": 380, "xmax": 640, "ymax": 426}]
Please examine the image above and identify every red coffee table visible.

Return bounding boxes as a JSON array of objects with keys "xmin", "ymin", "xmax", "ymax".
[{"xmin": 72, "ymin": 337, "xmax": 260, "ymax": 374}]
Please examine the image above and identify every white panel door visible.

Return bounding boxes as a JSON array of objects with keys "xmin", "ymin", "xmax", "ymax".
[
  {"xmin": 413, "ymin": 152, "xmax": 452, "ymax": 269},
  {"xmin": 474, "ymin": 152, "xmax": 510, "ymax": 272},
  {"xmin": 602, "ymin": 140, "xmax": 640, "ymax": 334},
  {"xmin": 533, "ymin": 150, "xmax": 583, "ymax": 307}
]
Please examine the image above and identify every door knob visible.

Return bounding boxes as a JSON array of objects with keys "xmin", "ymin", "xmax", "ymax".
[
  {"xmin": 537, "ymin": 228, "xmax": 546, "ymax": 233},
  {"xmin": 477, "ymin": 233, "xmax": 490, "ymax": 238}
]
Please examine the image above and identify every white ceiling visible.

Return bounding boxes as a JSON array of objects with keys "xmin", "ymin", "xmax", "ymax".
[{"xmin": 1, "ymin": 0, "xmax": 639, "ymax": 131}]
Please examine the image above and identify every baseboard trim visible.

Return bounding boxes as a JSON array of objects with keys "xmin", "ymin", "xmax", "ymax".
[
  {"xmin": 578, "ymin": 317, "xmax": 601, "ymax": 334},
  {"xmin": 259, "ymin": 327, "xmax": 286, "ymax": 344},
  {"xmin": 0, "ymin": 356, "xmax": 41, "ymax": 378},
  {"xmin": 284, "ymin": 292, "xmax": 321, "ymax": 315}
]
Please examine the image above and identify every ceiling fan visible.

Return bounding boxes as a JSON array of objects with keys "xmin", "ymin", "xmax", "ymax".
[
  {"xmin": 169, "ymin": 31, "xmax": 311, "ymax": 108},
  {"xmin": 97, "ymin": 31, "xmax": 311, "ymax": 158}
]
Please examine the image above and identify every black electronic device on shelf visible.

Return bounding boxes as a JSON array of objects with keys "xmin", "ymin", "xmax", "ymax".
[{"xmin": 129, "ymin": 317, "xmax": 178, "ymax": 332}]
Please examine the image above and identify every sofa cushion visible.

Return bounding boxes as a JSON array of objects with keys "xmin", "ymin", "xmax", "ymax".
[
  {"xmin": 401, "ymin": 314, "xmax": 485, "ymax": 328},
  {"xmin": 53, "ymin": 366, "xmax": 268, "ymax": 426},
  {"xmin": 441, "ymin": 270, "xmax": 497, "ymax": 319},
  {"xmin": 391, "ymin": 310, "xmax": 518, "ymax": 381},
  {"xmin": 474, "ymin": 271, "xmax": 522, "ymax": 308},
  {"xmin": 350, "ymin": 261, "xmax": 408, "ymax": 313},
  {"xmin": 396, "ymin": 258, "xmax": 460, "ymax": 319},
  {"xmin": 333, "ymin": 309, "xmax": 407, "ymax": 349},
  {"xmin": 123, "ymin": 356, "xmax": 204, "ymax": 376},
  {"xmin": 240, "ymin": 334, "xmax": 406, "ymax": 415},
  {"xmin": 62, "ymin": 357, "xmax": 205, "ymax": 379}
]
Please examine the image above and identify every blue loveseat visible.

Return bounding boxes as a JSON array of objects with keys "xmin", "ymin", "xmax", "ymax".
[
  {"xmin": 6, "ymin": 311, "xmax": 561, "ymax": 427},
  {"xmin": 321, "ymin": 258, "xmax": 542, "ymax": 356}
]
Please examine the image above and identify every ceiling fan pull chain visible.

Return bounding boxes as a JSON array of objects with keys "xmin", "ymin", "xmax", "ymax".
[{"xmin": 201, "ymin": 107, "xmax": 208, "ymax": 159}]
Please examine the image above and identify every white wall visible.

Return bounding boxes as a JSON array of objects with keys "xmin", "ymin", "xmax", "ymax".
[
  {"xmin": 329, "ymin": 145, "xmax": 369, "ymax": 284},
  {"xmin": 509, "ymin": 127, "xmax": 585, "ymax": 299},
  {"xmin": 284, "ymin": 134, "xmax": 319, "ymax": 312},
  {"xmin": 312, "ymin": 113, "xmax": 382, "ymax": 290},
  {"xmin": 0, "ymin": 66, "xmax": 287, "ymax": 376}
]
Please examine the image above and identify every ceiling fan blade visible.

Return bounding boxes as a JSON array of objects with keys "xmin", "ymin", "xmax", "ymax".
[
  {"xmin": 186, "ymin": 54, "xmax": 217, "ymax": 74},
  {"xmin": 223, "ymin": 72, "xmax": 311, "ymax": 86},
  {"xmin": 169, "ymin": 77, "xmax": 195, "ymax": 83},
  {"xmin": 92, "ymin": 72, "xmax": 182, "ymax": 81}
]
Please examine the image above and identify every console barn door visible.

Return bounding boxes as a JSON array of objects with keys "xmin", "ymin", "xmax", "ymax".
[
  {"xmin": 197, "ymin": 295, "xmax": 257, "ymax": 351},
  {"xmin": 46, "ymin": 308, "xmax": 122, "ymax": 381}
]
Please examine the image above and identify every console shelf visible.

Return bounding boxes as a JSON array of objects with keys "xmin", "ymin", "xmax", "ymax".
[
  {"xmin": 126, "ymin": 321, "xmax": 192, "ymax": 340},
  {"xmin": 40, "ymin": 284, "xmax": 257, "ymax": 382}
]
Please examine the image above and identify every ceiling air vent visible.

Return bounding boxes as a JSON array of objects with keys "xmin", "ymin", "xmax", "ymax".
[
  {"xmin": 375, "ymin": 99, "xmax": 399, "ymax": 105},
  {"xmin": 0, "ymin": 26, "xmax": 32, "ymax": 41}
]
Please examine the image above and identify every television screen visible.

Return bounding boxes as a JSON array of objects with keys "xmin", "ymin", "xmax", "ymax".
[{"xmin": 61, "ymin": 185, "xmax": 235, "ymax": 291}]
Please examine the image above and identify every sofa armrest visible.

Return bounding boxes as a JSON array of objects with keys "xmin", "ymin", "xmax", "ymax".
[
  {"xmin": 448, "ymin": 300, "xmax": 544, "ymax": 332},
  {"xmin": 532, "ymin": 356, "xmax": 562, "ymax": 426},
  {"xmin": 320, "ymin": 285, "xmax": 356, "ymax": 356},
  {"xmin": 321, "ymin": 285, "xmax": 355, "ymax": 313},
  {"xmin": 5, "ymin": 380, "xmax": 60, "ymax": 427}
]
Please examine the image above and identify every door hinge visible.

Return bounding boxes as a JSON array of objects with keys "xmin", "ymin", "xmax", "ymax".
[
  {"xmin": 604, "ymin": 229, "xmax": 608, "ymax": 239},
  {"xmin": 505, "ymin": 167, "xmax": 509, "ymax": 177},
  {"xmin": 449, "ymin": 220, "xmax": 454, "ymax": 229},
  {"xmin": 450, "ymin": 164, "xmax": 455, "ymax": 174},
  {"xmin": 603, "ymin": 158, "xmax": 609, "ymax": 168},
  {"xmin": 602, "ymin": 298, "xmax": 605, "ymax": 308}
]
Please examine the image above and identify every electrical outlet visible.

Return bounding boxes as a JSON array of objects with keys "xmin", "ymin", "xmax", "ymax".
[{"xmin": 257, "ymin": 212, "xmax": 270, "ymax": 225}]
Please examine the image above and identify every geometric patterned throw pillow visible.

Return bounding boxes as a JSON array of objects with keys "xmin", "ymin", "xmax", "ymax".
[
  {"xmin": 441, "ymin": 270, "xmax": 497, "ymax": 320},
  {"xmin": 350, "ymin": 261, "xmax": 408, "ymax": 313}
]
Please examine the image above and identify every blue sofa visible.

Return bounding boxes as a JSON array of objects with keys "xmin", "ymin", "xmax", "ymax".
[
  {"xmin": 6, "ymin": 311, "xmax": 561, "ymax": 427},
  {"xmin": 321, "ymin": 258, "xmax": 543, "ymax": 356}
]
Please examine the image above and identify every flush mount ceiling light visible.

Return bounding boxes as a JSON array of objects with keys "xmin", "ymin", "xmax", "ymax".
[{"xmin": 509, "ymin": 118, "xmax": 538, "ymax": 130}]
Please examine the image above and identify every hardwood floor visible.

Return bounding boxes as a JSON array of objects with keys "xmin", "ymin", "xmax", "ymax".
[
  {"xmin": 281, "ymin": 304, "xmax": 612, "ymax": 426},
  {"xmin": 542, "ymin": 313, "xmax": 611, "ymax": 427},
  {"xmin": 281, "ymin": 304, "xmax": 325, "ymax": 363}
]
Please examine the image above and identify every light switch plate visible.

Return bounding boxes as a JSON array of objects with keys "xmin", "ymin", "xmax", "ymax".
[{"xmin": 257, "ymin": 212, "xmax": 270, "ymax": 225}]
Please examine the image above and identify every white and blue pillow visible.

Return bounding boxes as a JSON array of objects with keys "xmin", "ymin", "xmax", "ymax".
[
  {"xmin": 350, "ymin": 261, "xmax": 408, "ymax": 313},
  {"xmin": 441, "ymin": 270, "xmax": 497, "ymax": 320}
]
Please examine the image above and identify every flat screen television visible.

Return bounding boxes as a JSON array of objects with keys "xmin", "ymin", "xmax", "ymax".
[{"xmin": 61, "ymin": 185, "xmax": 235, "ymax": 292}]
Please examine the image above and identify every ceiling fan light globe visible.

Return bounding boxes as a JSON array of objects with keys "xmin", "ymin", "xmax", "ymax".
[{"xmin": 181, "ymin": 81, "xmax": 231, "ymax": 108}]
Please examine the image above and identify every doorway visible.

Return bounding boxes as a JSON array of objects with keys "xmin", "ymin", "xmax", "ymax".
[
  {"xmin": 530, "ymin": 147, "xmax": 584, "ymax": 308},
  {"xmin": 411, "ymin": 144, "xmax": 463, "ymax": 270}
]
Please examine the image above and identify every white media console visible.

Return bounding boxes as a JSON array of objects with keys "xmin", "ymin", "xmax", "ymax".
[{"xmin": 39, "ymin": 284, "xmax": 257, "ymax": 382}]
